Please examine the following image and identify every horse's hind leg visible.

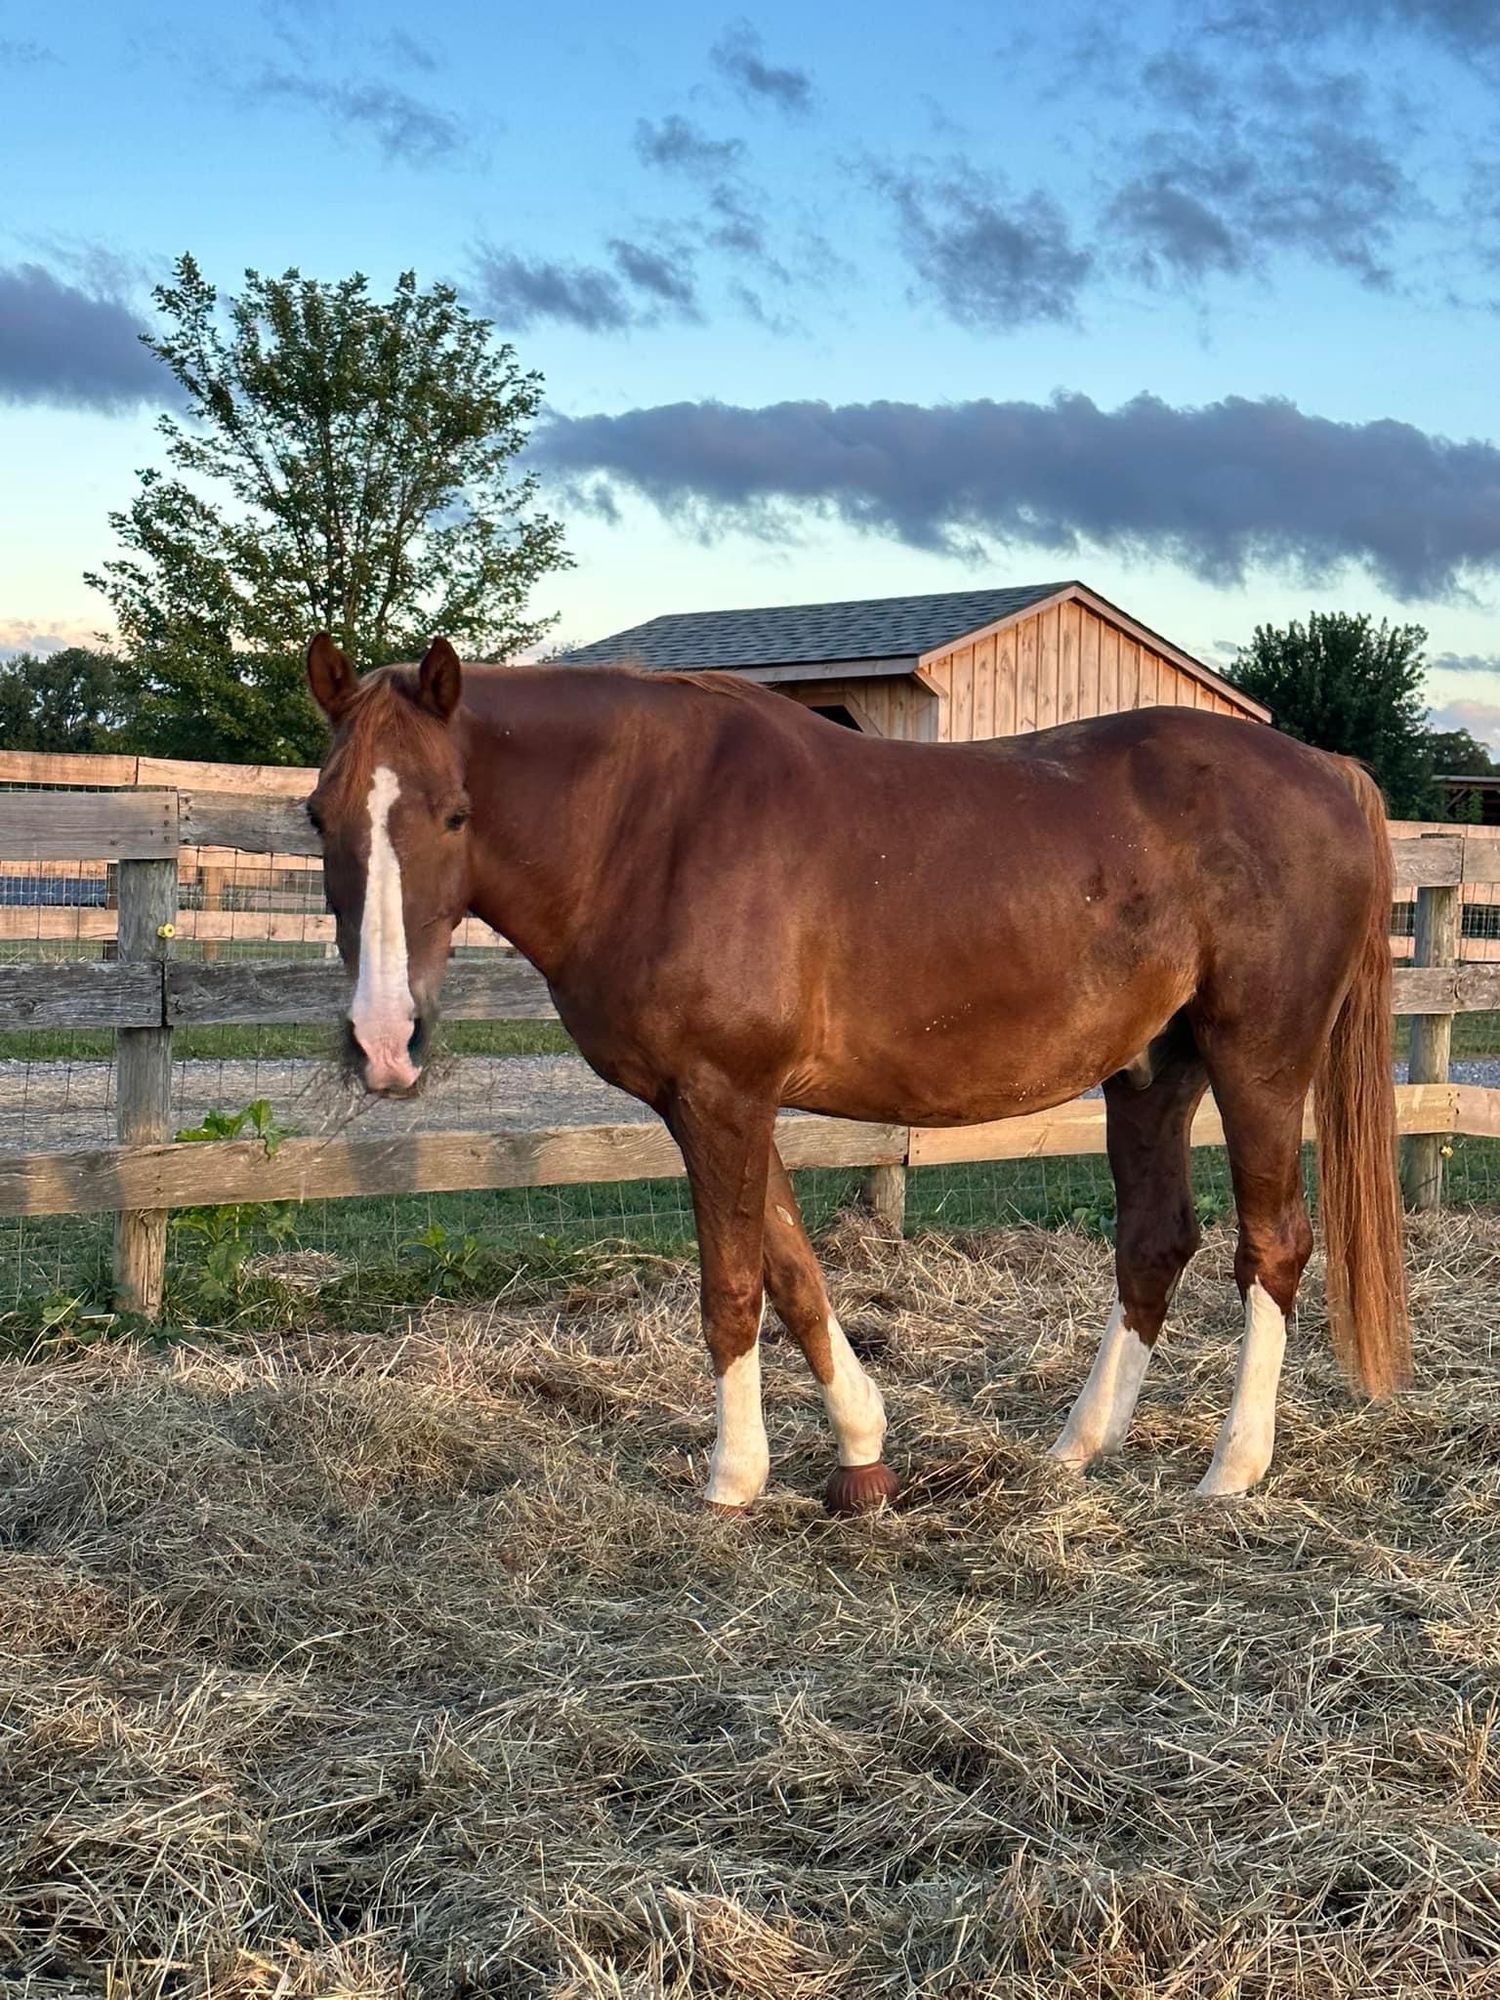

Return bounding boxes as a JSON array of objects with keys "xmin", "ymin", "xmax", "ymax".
[
  {"xmin": 1193, "ymin": 1045, "xmax": 1314, "ymax": 1498},
  {"xmin": 1050, "ymin": 1033, "xmax": 1207, "ymax": 1470},
  {"xmin": 762, "ymin": 1146, "xmax": 897, "ymax": 1514}
]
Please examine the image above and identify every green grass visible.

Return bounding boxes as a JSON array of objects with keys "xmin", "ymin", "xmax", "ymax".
[
  {"xmin": 1393, "ymin": 1010, "xmax": 1500, "ymax": 1061},
  {"xmin": 0, "ymin": 960, "xmax": 1495, "ymax": 1337},
  {"xmin": 8, "ymin": 1139, "xmax": 1497, "ymax": 1343},
  {"xmin": 4, "ymin": 1011, "xmax": 1496, "ymax": 1069}
]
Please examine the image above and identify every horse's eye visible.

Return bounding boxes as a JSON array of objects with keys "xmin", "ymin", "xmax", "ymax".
[{"xmin": 446, "ymin": 808, "xmax": 469, "ymax": 832}]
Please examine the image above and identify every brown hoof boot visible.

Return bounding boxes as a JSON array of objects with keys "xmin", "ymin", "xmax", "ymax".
[{"xmin": 825, "ymin": 1461, "xmax": 899, "ymax": 1515}]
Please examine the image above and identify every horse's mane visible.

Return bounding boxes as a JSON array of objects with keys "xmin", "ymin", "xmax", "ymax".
[
  {"xmin": 664, "ymin": 669, "xmax": 777, "ymax": 704},
  {"xmin": 543, "ymin": 657, "xmax": 772, "ymax": 706},
  {"xmin": 330, "ymin": 659, "xmax": 785, "ymax": 790}
]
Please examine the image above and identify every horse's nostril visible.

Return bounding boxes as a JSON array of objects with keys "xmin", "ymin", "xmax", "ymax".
[{"xmin": 343, "ymin": 1011, "xmax": 424, "ymax": 1092}]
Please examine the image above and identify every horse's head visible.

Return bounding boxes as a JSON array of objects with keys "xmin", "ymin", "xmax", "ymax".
[{"xmin": 306, "ymin": 632, "xmax": 471, "ymax": 1095}]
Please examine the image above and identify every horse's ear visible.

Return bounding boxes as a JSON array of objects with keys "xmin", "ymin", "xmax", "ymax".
[
  {"xmin": 417, "ymin": 637, "xmax": 462, "ymax": 721},
  {"xmin": 307, "ymin": 633, "xmax": 358, "ymax": 720}
]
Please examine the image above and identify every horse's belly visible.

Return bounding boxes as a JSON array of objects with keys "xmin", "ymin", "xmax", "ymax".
[
  {"xmin": 785, "ymin": 974, "xmax": 1185, "ymax": 1126},
  {"xmin": 785, "ymin": 1053, "xmax": 1101, "ymax": 1127}
]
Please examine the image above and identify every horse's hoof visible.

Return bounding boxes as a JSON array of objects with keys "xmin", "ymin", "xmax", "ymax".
[
  {"xmin": 1046, "ymin": 1443, "xmax": 1092, "ymax": 1474},
  {"xmin": 706, "ymin": 1499, "xmax": 752, "ymax": 1516},
  {"xmin": 825, "ymin": 1461, "xmax": 899, "ymax": 1515}
]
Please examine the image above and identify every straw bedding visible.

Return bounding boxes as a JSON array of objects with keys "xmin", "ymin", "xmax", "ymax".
[{"xmin": 3, "ymin": 1211, "xmax": 1499, "ymax": 1997}]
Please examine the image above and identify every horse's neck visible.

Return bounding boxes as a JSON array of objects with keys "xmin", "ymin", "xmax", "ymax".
[{"xmin": 457, "ymin": 671, "xmax": 655, "ymax": 976}]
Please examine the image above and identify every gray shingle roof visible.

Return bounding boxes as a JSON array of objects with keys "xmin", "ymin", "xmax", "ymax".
[{"xmin": 559, "ymin": 582, "xmax": 1075, "ymax": 671}]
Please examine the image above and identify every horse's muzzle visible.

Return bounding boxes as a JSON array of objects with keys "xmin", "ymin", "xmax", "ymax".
[{"xmin": 344, "ymin": 1014, "xmax": 430, "ymax": 1096}]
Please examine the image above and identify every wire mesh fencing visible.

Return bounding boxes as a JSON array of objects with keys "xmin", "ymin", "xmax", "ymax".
[
  {"xmin": 1394, "ymin": 831, "xmax": 1500, "ymax": 1209},
  {"xmin": 1, "ymin": 775, "xmax": 1498, "ymax": 1332}
]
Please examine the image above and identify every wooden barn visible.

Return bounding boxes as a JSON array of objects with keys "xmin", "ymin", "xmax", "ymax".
[{"xmin": 561, "ymin": 579, "xmax": 1269, "ymax": 740}]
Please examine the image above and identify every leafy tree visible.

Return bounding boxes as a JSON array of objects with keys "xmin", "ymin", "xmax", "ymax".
[
  {"xmin": 87, "ymin": 256, "xmax": 569, "ymax": 764},
  {"xmin": 0, "ymin": 647, "xmax": 126, "ymax": 754},
  {"xmin": 1225, "ymin": 612, "xmax": 1437, "ymax": 818},
  {"xmin": 1424, "ymin": 726, "xmax": 1499, "ymax": 823},
  {"xmin": 1423, "ymin": 726, "xmax": 1498, "ymax": 777}
]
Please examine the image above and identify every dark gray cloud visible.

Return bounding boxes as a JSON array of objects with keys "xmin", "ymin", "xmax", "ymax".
[
  {"xmin": 472, "ymin": 238, "xmax": 698, "ymax": 332},
  {"xmin": 1381, "ymin": 0, "xmax": 1500, "ymax": 50},
  {"xmin": 0, "ymin": 264, "xmax": 168, "ymax": 413},
  {"xmin": 633, "ymin": 114, "xmax": 786, "ymax": 282},
  {"xmin": 379, "ymin": 28, "xmax": 439, "ymax": 73},
  {"xmin": 1109, "ymin": 177, "xmax": 1243, "ymax": 281},
  {"xmin": 1215, "ymin": 0, "xmax": 1500, "ymax": 59},
  {"xmin": 531, "ymin": 391, "xmax": 1500, "ymax": 599},
  {"xmin": 607, "ymin": 238, "xmax": 699, "ymax": 313},
  {"xmin": 0, "ymin": 36, "xmax": 56, "ymax": 65},
  {"xmin": 247, "ymin": 69, "xmax": 462, "ymax": 164},
  {"xmin": 1136, "ymin": 48, "xmax": 1221, "ymax": 110},
  {"xmin": 1459, "ymin": 155, "xmax": 1500, "ymax": 273},
  {"xmin": 475, "ymin": 252, "xmax": 634, "ymax": 333},
  {"xmin": 633, "ymin": 114, "xmax": 745, "ymax": 179},
  {"xmin": 1394, "ymin": 0, "xmax": 1500, "ymax": 47},
  {"xmin": 1106, "ymin": 60, "xmax": 1411, "ymax": 288},
  {"xmin": 710, "ymin": 21, "xmax": 813, "ymax": 114},
  {"xmin": 726, "ymin": 280, "xmax": 796, "ymax": 333},
  {"xmin": 876, "ymin": 162, "xmax": 1093, "ymax": 329},
  {"xmin": 1431, "ymin": 652, "xmax": 1500, "ymax": 674},
  {"xmin": 703, "ymin": 182, "xmax": 783, "ymax": 273}
]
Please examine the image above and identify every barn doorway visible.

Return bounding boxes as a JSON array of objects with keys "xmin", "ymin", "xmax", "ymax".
[{"xmin": 809, "ymin": 704, "xmax": 862, "ymax": 730}]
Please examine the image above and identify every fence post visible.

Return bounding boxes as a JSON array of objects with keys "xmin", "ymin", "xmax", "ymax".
[
  {"xmin": 113, "ymin": 852, "xmax": 178, "ymax": 1317},
  {"xmin": 863, "ymin": 1163, "xmax": 907, "ymax": 1233},
  {"xmin": 1401, "ymin": 833, "xmax": 1462, "ymax": 1211}
]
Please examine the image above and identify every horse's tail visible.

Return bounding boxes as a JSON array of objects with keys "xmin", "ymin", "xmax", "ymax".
[{"xmin": 1313, "ymin": 757, "xmax": 1410, "ymax": 1397}]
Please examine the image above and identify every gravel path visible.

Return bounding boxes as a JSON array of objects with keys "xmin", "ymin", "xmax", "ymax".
[
  {"xmin": 2, "ymin": 1054, "xmax": 1498, "ymax": 1156},
  {"xmin": 0, "ymin": 1055, "xmax": 652, "ymax": 1154}
]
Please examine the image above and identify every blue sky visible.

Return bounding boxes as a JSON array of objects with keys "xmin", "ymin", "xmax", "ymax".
[{"xmin": 5, "ymin": 0, "xmax": 1500, "ymax": 749}]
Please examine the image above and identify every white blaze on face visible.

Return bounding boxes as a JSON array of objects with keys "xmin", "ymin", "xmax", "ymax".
[
  {"xmin": 706, "ymin": 1329, "xmax": 770, "ymax": 1508},
  {"xmin": 1196, "ymin": 1280, "xmax": 1287, "ymax": 1497},
  {"xmin": 349, "ymin": 765, "xmax": 418, "ymax": 1091},
  {"xmin": 821, "ymin": 1315, "xmax": 888, "ymax": 1468},
  {"xmin": 1048, "ymin": 1301, "xmax": 1153, "ymax": 1470}
]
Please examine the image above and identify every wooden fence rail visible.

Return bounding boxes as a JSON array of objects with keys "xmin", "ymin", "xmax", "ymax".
[
  {"xmin": 6, "ymin": 784, "xmax": 1498, "ymax": 950},
  {"xmin": 3, "ymin": 953, "xmax": 1497, "ymax": 1038},
  {"xmin": 0, "ymin": 781, "xmax": 1497, "ymax": 1318}
]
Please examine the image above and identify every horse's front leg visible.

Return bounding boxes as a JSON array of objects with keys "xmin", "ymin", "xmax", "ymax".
[
  {"xmin": 665, "ymin": 1075, "xmax": 778, "ymax": 1511},
  {"xmin": 762, "ymin": 1145, "xmax": 897, "ymax": 1514}
]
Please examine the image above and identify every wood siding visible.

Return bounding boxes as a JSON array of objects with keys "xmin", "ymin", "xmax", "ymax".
[
  {"xmin": 920, "ymin": 598, "xmax": 1254, "ymax": 744},
  {"xmin": 780, "ymin": 676, "xmax": 939, "ymax": 741}
]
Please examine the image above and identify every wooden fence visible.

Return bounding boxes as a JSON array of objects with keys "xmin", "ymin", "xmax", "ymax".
[
  {"xmin": 0, "ymin": 749, "xmax": 506, "ymax": 952},
  {"xmin": 0, "ymin": 769, "xmax": 1497, "ymax": 1319}
]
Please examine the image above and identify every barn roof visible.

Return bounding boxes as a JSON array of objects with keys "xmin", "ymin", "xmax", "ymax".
[{"xmin": 560, "ymin": 582, "xmax": 1072, "ymax": 671}]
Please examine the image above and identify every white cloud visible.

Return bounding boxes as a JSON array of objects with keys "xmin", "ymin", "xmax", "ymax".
[
  {"xmin": 1428, "ymin": 697, "xmax": 1500, "ymax": 752},
  {"xmin": 0, "ymin": 616, "xmax": 106, "ymax": 660}
]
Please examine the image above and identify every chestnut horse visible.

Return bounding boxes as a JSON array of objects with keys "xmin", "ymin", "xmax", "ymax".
[{"xmin": 306, "ymin": 633, "xmax": 1408, "ymax": 1512}]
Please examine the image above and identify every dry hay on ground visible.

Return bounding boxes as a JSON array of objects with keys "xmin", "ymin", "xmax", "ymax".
[{"xmin": 2, "ymin": 1212, "xmax": 1500, "ymax": 1999}]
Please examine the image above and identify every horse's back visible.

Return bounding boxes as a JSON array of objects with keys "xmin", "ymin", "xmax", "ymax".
[{"xmin": 707, "ymin": 679, "xmax": 1358, "ymax": 832}]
